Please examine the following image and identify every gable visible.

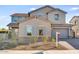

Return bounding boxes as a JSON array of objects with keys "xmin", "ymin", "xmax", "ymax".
[
  {"xmin": 30, "ymin": 5, "xmax": 67, "ymax": 16},
  {"xmin": 70, "ymin": 16, "xmax": 79, "ymax": 23},
  {"xmin": 30, "ymin": 6, "xmax": 55, "ymax": 14}
]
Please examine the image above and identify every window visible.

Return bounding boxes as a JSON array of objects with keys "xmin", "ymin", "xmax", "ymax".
[
  {"xmin": 75, "ymin": 21, "xmax": 76, "ymax": 25},
  {"xmin": 74, "ymin": 20, "xmax": 78, "ymax": 25},
  {"xmin": 11, "ymin": 16, "xmax": 17, "ymax": 23},
  {"xmin": 39, "ymin": 29, "xmax": 43, "ymax": 35},
  {"xmin": 26, "ymin": 25, "xmax": 32, "ymax": 36},
  {"xmin": 54, "ymin": 14, "xmax": 59, "ymax": 20},
  {"xmin": 11, "ymin": 16, "xmax": 24, "ymax": 23}
]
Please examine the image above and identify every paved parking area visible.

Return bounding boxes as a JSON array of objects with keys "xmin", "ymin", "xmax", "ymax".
[{"xmin": 61, "ymin": 38, "xmax": 79, "ymax": 49}]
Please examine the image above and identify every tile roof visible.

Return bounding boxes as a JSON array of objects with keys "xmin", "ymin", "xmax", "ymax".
[
  {"xmin": 51, "ymin": 24, "xmax": 72, "ymax": 27},
  {"xmin": 7, "ymin": 23, "xmax": 19, "ymax": 28},
  {"xmin": 10, "ymin": 13, "xmax": 28, "ymax": 17}
]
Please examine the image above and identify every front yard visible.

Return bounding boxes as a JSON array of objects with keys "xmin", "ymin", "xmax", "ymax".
[
  {"xmin": 9, "ymin": 42, "xmax": 67, "ymax": 50},
  {"xmin": 0, "ymin": 30, "xmax": 68, "ymax": 50}
]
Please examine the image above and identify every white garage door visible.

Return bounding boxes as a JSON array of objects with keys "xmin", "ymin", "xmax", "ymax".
[{"xmin": 52, "ymin": 28, "xmax": 68, "ymax": 38}]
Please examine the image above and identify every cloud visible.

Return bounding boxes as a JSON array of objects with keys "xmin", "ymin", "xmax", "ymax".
[
  {"xmin": 10, "ymin": 10, "xmax": 17, "ymax": 14},
  {"xmin": 30, "ymin": 8, "xmax": 36, "ymax": 11},
  {"xmin": 70, "ymin": 7, "xmax": 79, "ymax": 11}
]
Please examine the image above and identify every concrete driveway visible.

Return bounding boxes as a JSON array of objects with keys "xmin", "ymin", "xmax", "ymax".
[{"xmin": 61, "ymin": 38, "xmax": 79, "ymax": 49}]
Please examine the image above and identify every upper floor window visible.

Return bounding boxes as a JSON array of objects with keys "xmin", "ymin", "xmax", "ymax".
[
  {"xmin": 74, "ymin": 20, "xmax": 78, "ymax": 25},
  {"xmin": 75, "ymin": 21, "xmax": 76, "ymax": 25},
  {"xmin": 11, "ymin": 16, "xmax": 18, "ymax": 23},
  {"xmin": 54, "ymin": 14, "xmax": 59, "ymax": 20},
  {"xmin": 11, "ymin": 16, "xmax": 25, "ymax": 23}
]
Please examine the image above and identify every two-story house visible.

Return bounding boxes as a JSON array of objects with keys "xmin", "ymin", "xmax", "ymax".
[
  {"xmin": 7, "ymin": 6, "xmax": 72, "ymax": 41},
  {"xmin": 70, "ymin": 16, "xmax": 79, "ymax": 38},
  {"xmin": 18, "ymin": 6, "xmax": 72, "ymax": 39},
  {"xmin": 7, "ymin": 13, "xmax": 28, "ymax": 34}
]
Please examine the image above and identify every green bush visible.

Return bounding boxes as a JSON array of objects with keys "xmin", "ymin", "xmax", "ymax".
[
  {"xmin": 0, "ymin": 42, "xmax": 17, "ymax": 50},
  {"xmin": 8, "ymin": 30, "xmax": 12, "ymax": 39},
  {"xmin": 0, "ymin": 38, "xmax": 3, "ymax": 43}
]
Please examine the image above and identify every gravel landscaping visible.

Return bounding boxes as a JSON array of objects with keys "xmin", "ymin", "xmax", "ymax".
[{"xmin": 9, "ymin": 42, "xmax": 67, "ymax": 50}]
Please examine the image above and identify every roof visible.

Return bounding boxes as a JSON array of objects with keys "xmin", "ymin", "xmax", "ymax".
[
  {"xmin": 70, "ymin": 16, "xmax": 79, "ymax": 23},
  {"xmin": 10, "ymin": 13, "xmax": 28, "ymax": 17},
  {"xmin": 29, "ymin": 5, "xmax": 67, "ymax": 14},
  {"xmin": 10, "ymin": 5, "xmax": 67, "ymax": 17},
  {"xmin": 7, "ymin": 23, "xmax": 19, "ymax": 28},
  {"xmin": 9, "ymin": 5, "xmax": 67, "ymax": 25},
  {"xmin": 51, "ymin": 24, "xmax": 72, "ymax": 27}
]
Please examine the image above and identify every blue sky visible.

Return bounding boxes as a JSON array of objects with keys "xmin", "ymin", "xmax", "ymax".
[{"xmin": 0, "ymin": 5, "xmax": 79, "ymax": 28}]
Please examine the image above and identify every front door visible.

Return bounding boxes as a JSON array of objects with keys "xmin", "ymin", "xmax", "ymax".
[{"xmin": 73, "ymin": 31, "xmax": 75, "ymax": 38}]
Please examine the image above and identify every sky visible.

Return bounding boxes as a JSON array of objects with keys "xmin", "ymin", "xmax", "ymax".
[{"xmin": 0, "ymin": 5, "xmax": 79, "ymax": 28}]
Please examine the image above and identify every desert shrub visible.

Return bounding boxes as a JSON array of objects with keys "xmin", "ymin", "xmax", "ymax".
[
  {"xmin": 0, "ymin": 42, "xmax": 17, "ymax": 50},
  {"xmin": 33, "ymin": 36, "xmax": 38, "ymax": 43},
  {"xmin": 42, "ymin": 36, "xmax": 48, "ymax": 43},
  {"xmin": 52, "ymin": 36, "xmax": 56, "ymax": 42},
  {"xmin": 8, "ymin": 30, "xmax": 12, "ymax": 39},
  {"xmin": 18, "ymin": 42, "xmax": 25, "ymax": 45}
]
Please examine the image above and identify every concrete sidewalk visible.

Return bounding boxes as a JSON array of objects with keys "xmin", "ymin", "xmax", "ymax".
[
  {"xmin": 0, "ymin": 50, "xmax": 43, "ymax": 54},
  {"xmin": 0, "ymin": 50, "xmax": 79, "ymax": 54},
  {"xmin": 44, "ymin": 50, "xmax": 79, "ymax": 54}
]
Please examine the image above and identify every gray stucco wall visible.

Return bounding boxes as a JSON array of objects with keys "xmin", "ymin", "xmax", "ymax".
[{"xmin": 19, "ymin": 18, "xmax": 51, "ymax": 37}]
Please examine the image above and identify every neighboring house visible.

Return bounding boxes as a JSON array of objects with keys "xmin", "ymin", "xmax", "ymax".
[
  {"xmin": 70, "ymin": 16, "xmax": 79, "ymax": 38},
  {"xmin": 7, "ymin": 5, "xmax": 72, "ymax": 40}
]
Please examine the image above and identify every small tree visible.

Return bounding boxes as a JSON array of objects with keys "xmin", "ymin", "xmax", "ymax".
[{"xmin": 52, "ymin": 36, "xmax": 56, "ymax": 42}]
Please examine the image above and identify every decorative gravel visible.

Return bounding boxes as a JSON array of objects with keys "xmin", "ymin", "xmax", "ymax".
[{"xmin": 9, "ymin": 42, "xmax": 67, "ymax": 50}]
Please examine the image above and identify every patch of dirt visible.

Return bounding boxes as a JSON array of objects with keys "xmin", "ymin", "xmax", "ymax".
[{"xmin": 9, "ymin": 42, "xmax": 68, "ymax": 50}]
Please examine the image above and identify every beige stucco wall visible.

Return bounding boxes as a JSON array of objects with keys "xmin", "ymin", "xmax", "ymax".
[
  {"xmin": 70, "ymin": 17, "xmax": 79, "ymax": 38},
  {"xmin": 19, "ymin": 18, "xmax": 51, "ymax": 37},
  {"xmin": 70, "ymin": 17, "xmax": 79, "ymax": 25},
  {"xmin": 70, "ymin": 17, "xmax": 79, "ymax": 31}
]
